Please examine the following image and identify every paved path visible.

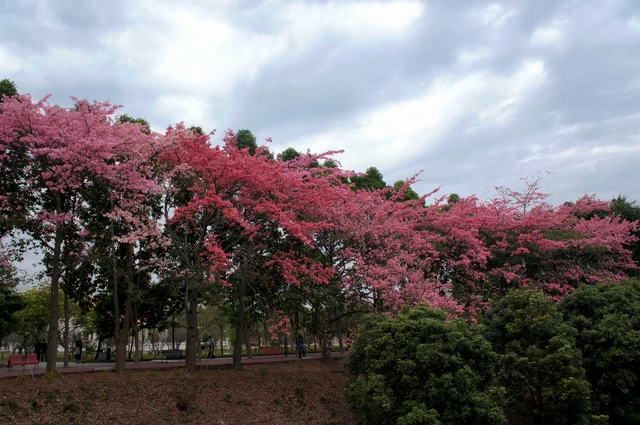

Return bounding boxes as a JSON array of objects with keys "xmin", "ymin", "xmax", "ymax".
[{"xmin": 0, "ymin": 352, "xmax": 347, "ymax": 379}]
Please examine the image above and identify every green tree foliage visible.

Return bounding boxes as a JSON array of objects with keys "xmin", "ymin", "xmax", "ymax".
[
  {"xmin": 350, "ymin": 166, "xmax": 387, "ymax": 191},
  {"xmin": 235, "ymin": 128, "xmax": 258, "ymax": 155},
  {"xmin": 393, "ymin": 180, "xmax": 420, "ymax": 202},
  {"xmin": 189, "ymin": 125, "xmax": 204, "ymax": 135},
  {"xmin": 118, "ymin": 114, "xmax": 151, "ymax": 135},
  {"xmin": 610, "ymin": 196, "xmax": 640, "ymax": 275},
  {"xmin": 561, "ymin": 279, "xmax": 640, "ymax": 425},
  {"xmin": 0, "ymin": 79, "xmax": 18, "ymax": 101},
  {"xmin": 482, "ymin": 289, "xmax": 595, "ymax": 425},
  {"xmin": 0, "ymin": 263, "xmax": 25, "ymax": 340},
  {"xmin": 279, "ymin": 147, "xmax": 300, "ymax": 161},
  {"xmin": 13, "ymin": 286, "xmax": 52, "ymax": 350},
  {"xmin": 447, "ymin": 193, "xmax": 460, "ymax": 204},
  {"xmin": 345, "ymin": 306, "xmax": 506, "ymax": 425}
]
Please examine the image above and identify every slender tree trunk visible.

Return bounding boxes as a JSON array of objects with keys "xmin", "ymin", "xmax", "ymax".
[
  {"xmin": 185, "ymin": 283, "xmax": 199, "ymax": 373},
  {"xmin": 295, "ymin": 310, "xmax": 300, "ymax": 358},
  {"xmin": 313, "ymin": 304, "xmax": 317, "ymax": 352},
  {"xmin": 196, "ymin": 326, "xmax": 202, "ymax": 362},
  {"xmin": 95, "ymin": 338, "xmax": 103, "ymax": 360},
  {"xmin": 128, "ymin": 333, "xmax": 134, "ymax": 360},
  {"xmin": 133, "ymin": 303, "xmax": 140, "ymax": 364},
  {"xmin": 115, "ymin": 243, "xmax": 134, "ymax": 374},
  {"xmin": 233, "ymin": 259, "xmax": 247, "ymax": 369},
  {"xmin": 46, "ymin": 225, "xmax": 63, "ymax": 373},
  {"xmin": 218, "ymin": 318, "xmax": 224, "ymax": 356},
  {"xmin": 63, "ymin": 285, "xmax": 70, "ymax": 367},
  {"xmin": 110, "ymin": 209, "xmax": 121, "ymax": 369},
  {"xmin": 322, "ymin": 309, "xmax": 333, "ymax": 361},
  {"xmin": 171, "ymin": 311, "xmax": 176, "ymax": 350},
  {"xmin": 243, "ymin": 319, "xmax": 253, "ymax": 359},
  {"xmin": 336, "ymin": 312, "xmax": 344, "ymax": 353}
]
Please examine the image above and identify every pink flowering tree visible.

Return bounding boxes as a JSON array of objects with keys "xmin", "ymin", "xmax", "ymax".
[
  {"xmin": 160, "ymin": 128, "xmax": 345, "ymax": 371},
  {"xmin": 0, "ymin": 95, "xmax": 166, "ymax": 372},
  {"xmin": 433, "ymin": 177, "xmax": 638, "ymax": 311}
]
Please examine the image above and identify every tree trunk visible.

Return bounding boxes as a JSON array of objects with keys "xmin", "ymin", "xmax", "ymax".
[
  {"xmin": 294, "ymin": 310, "xmax": 300, "ymax": 357},
  {"xmin": 111, "ymin": 210, "xmax": 121, "ymax": 370},
  {"xmin": 196, "ymin": 325, "xmax": 201, "ymax": 362},
  {"xmin": 95, "ymin": 338, "xmax": 103, "ymax": 360},
  {"xmin": 322, "ymin": 309, "xmax": 333, "ymax": 361},
  {"xmin": 233, "ymin": 260, "xmax": 247, "ymax": 369},
  {"xmin": 243, "ymin": 319, "xmax": 253, "ymax": 359},
  {"xmin": 128, "ymin": 333, "xmax": 134, "ymax": 360},
  {"xmin": 115, "ymin": 243, "xmax": 134, "ymax": 374},
  {"xmin": 336, "ymin": 313, "xmax": 344, "ymax": 353},
  {"xmin": 218, "ymin": 316, "xmax": 225, "ymax": 356},
  {"xmin": 46, "ymin": 225, "xmax": 63, "ymax": 373},
  {"xmin": 133, "ymin": 303, "xmax": 140, "ymax": 364},
  {"xmin": 63, "ymin": 285, "xmax": 70, "ymax": 367},
  {"xmin": 171, "ymin": 311, "xmax": 176, "ymax": 350},
  {"xmin": 185, "ymin": 284, "xmax": 199, "ymax": 373}
]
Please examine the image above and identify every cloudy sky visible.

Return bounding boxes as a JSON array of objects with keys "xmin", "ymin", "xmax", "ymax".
[{"xmin": 2, "ymin": 0, "xmax": 639, "ymax": 204}]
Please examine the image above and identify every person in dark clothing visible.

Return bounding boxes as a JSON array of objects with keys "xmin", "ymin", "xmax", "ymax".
[
  {"xmin": 296, "ymin": 334, "xmax": 306, "ymax": 359},
  {"xmin": 34, "ymin": 340, "xmax": 43, "ymax": 362},
  {"xmin": 74, "ymin": 340, "xmax": 83, "ymax": 363},
  {"xmin": 207, "ymin": 337, "xmax": 216, "ymax": 359}
]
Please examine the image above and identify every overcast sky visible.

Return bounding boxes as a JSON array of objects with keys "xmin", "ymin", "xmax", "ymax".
[{"xmin": 2, "ymin": 0, "xmax": 639, "ymax": 205}]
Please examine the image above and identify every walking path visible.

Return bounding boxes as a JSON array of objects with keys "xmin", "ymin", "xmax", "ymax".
[{"xmin": 0, "ymin": 352, "xmax": 347, "ymax": 379}]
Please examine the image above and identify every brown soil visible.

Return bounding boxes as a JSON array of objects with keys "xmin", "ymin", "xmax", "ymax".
[{"xmin": 0, "ymin": 359, "xmax": 354, "ymax": 425}]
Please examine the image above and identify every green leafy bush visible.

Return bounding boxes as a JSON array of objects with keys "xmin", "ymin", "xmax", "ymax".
[
  {"xmin": 561, "ymin": 279, "xmax": 640, "ymax": 425},
  {"xmin": 482, "ymin": 289, "xmax": 594, "ymax": 425},
  {"xmin": 344, "ymin": 306, "xmax": 506, "ymax": 425}
]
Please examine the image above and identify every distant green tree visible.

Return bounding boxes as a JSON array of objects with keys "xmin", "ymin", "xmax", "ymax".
[
  {"xmin": 350, "ymin": 166, "xmax": 387, "ymax": 191},
  {"xmin": 393, "ymin": 180, "xmax": 420, "ymax": 202},
  {"xmin": 447, "ymin": 193, "xmax": 460, "ymax": 204},
  {"xmin": 610, "ymin": 196, "xmax": 640, "ymax": 275},
  {"xmin": 118, "ymin": 114, "xmax": 151, "ymax": 135},
  {"xmin": 0, "ymin": 79, "xmax": 18, "ymax": 101},
  {"xmin": 345, "ymin": 306, "xmax": 506, "ymax": 425},
  {"xmin": 0, "ymin": 263, "xmax": 25, "ymax": 342},
  {"xmin": 236, "ymin": 129, "xmax": 258, "ymax": 155},
  {"xmin": 279, "ymin": 147, "xmax": 300, "ymax": 161},
  {"xmin": 189, "ymin": 125, "xmax": 204, "ymax": 136},
  {"xmin": 13, "ymin": 286, "xmax": 52, "ymax": 352},
  {"xmin": 562, "ymin": 279, "xmax": 640, "ymax": 425},
  {"xmin": 482, "ymin": 289, "xmax": 596, "ymax": 425}
]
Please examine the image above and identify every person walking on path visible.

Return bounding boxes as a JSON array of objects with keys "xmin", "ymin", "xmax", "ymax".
[
  {"xmin": 207, "ymin": 336, "xmax": 216, "ymax": 359},
  {"xmin": 74, "ymin": 340, "xmax": 82, "ymax": 363},
  {"xmin": 296, "ymin": 335, "xmax": 305, "ymax": 359}
]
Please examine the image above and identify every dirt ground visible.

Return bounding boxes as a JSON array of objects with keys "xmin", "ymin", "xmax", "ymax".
[{"xmin": 0, "ymin": 359, "xmax": 354, "ymax": 425}]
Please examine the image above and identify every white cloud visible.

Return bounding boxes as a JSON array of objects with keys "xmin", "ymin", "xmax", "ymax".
[
  {"xmin": 629, "ymin": 17, "xmax": 640, "ymax": 32},
  {"xmin": 0, "ymin": 45, "xmax": 23, "ymax": 74},
  {"xmin": 101, "ymin": 4, "xmax": 287, "ymax": 97},
  {"xmin": 153, "ymin": 95, "xmax": 215, "ymax": 131},
  {"xmin": 531, "ymin": 21, "xmax": 566, "ymax": 46},
  {"xmin": 277, "ymin": 1, "xmax": 424, "ymax": 45},
  {"xmin": 99, "ymin": 1, "xmax": 423, "ymax": 99},
  {"xmin": 481, "ymin": 4, "xmax": 517, "ymax": 29},
  {"xmin": 289, "ymin": 60, "xmax": 546, "ymax": 173},
  {"xmin": 458, "ymin": 47, "xmax": 492, "ymax": 65}
]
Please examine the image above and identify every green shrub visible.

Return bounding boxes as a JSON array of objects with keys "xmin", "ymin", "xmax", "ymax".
[
  {"xmin": 561, "ymin": 279, "xmax": 640, "ymax": 425},
  {"xmin": 482, "ymin": 289, "xmax": 593, "ymax": 425},
  {"xmin": 344, "ymin": 306, "xmax": 506, "ymax": 425}
]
